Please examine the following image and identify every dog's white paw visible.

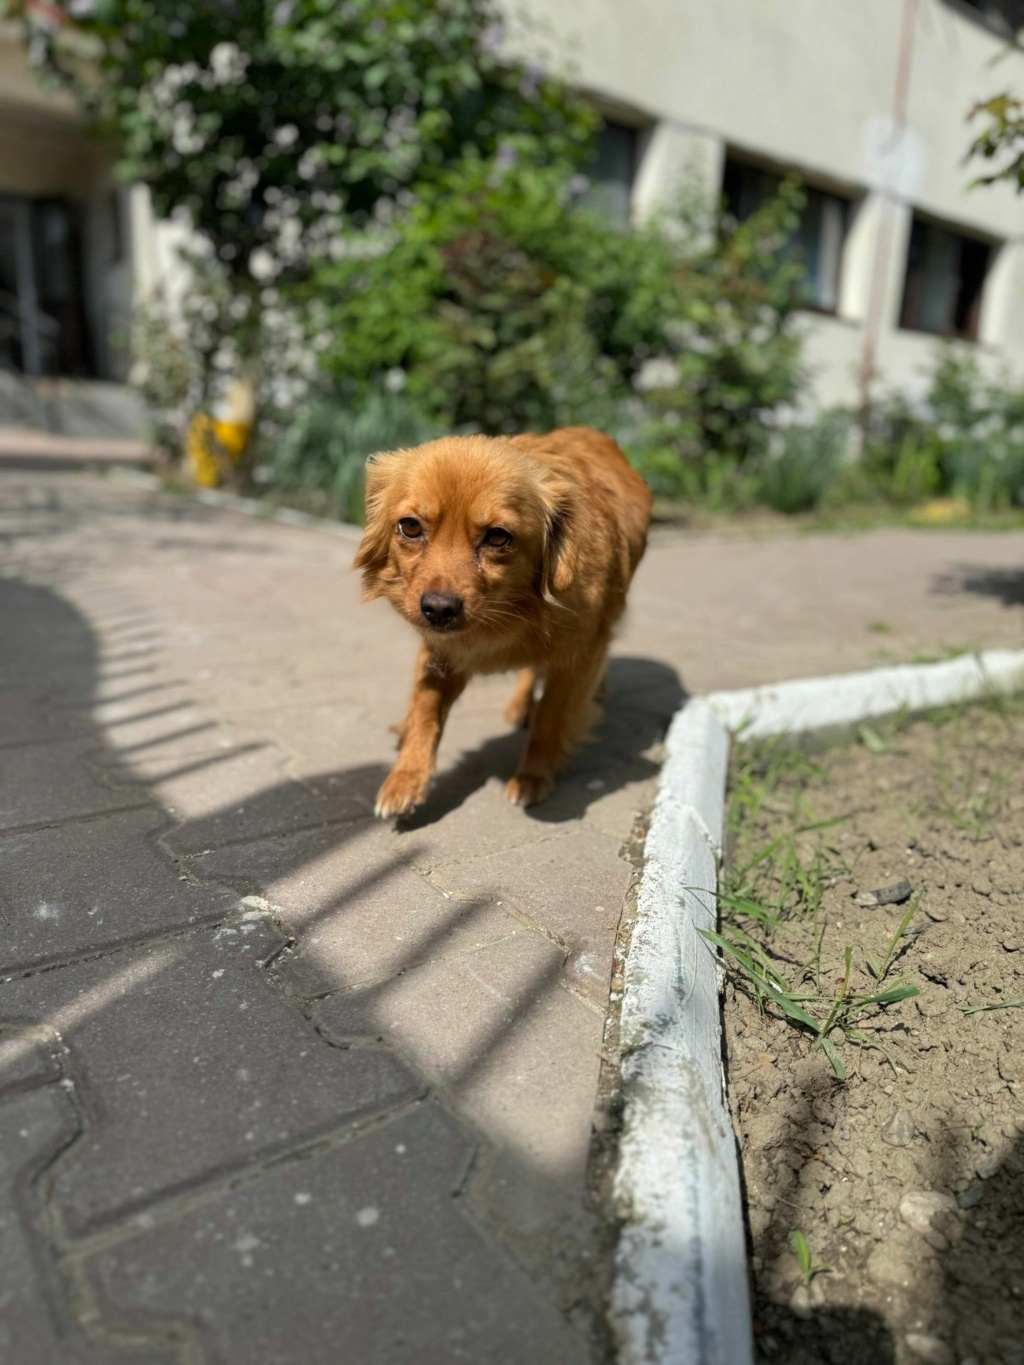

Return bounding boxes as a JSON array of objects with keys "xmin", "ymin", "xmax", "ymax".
[
  {"xmin": 506, "ymin": 772, "xmax": 554, "ymax": 808},
  {"xmin": 375, "ymin": 768, "xmax": 429, "ymax": 819}
]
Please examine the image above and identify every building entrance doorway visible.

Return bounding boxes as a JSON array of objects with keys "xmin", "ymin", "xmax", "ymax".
[{"xmin": 0, "ymin": 195, "xmax": 90, "ymax": 377}]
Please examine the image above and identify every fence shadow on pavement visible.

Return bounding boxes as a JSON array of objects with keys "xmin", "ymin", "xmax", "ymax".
[
  {"xmin": 0, "ymin": 549, "xmax": 642, "ymax": 1363},
  {"xmin": 401, "ymin": 654, "xmax": 687, "ymax": 830}
]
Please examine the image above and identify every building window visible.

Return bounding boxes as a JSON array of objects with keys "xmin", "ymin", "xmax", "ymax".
[
  {"xmin": 955, "ymin": 0, "xmax": 1024, "ymax": 36},
  {"xmin": 721, "ymin": 157, "xmax": 850, "ymax": 313},
  {"xmin": 899, "ymin": 217, "xmax": 991, "ymax": 341},
  {"xmin": 583, "ymin": 120, "xmax": 640, "ymax": 228}
]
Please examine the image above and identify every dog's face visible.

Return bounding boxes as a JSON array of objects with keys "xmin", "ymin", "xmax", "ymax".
[{"xmin": 354, "ymin": 436, "xmax": 576, "ymax": 643}]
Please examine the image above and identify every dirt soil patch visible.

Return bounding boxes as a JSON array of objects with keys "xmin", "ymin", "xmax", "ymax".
[{"xmin": 719, "ymin": 698, "xmax": 1024, "ymax": 1365}]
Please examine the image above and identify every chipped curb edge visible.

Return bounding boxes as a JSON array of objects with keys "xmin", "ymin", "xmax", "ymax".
[{"xmin": 611, "ymin": 648, "xmax": 1024, "ymax": 1365}]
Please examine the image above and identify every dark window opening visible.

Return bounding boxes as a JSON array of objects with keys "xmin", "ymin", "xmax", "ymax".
[
  {"xmin": 721, "ymin": 156, "xmax": 850, "ymax": 313},
  {"xmin": 583, "ymin": 120, "xmax": 640, "ymax": 228},
  {"xmin": 0, "ymin": 196, "xmax": 91, "ymax": 377},
  {"xmin": 107, "ymin": 189, "xmax": 125, "ymax": 266},
  {"xmin": 899, "ymin": 217, "xmax": 992, "ymax": 341},
  {"xmin": 956, "ymin": 0, "xmax": 1024, "ymax": 36}
]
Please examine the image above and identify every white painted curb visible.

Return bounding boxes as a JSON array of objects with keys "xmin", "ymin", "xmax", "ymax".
[
  {"xmin": 708, "ymin": 650, "xmax": 1024, "ymax": 741},
  {"xmin": 612, "ymin": 648, "xmax": 1024, "ymax": 1365}
]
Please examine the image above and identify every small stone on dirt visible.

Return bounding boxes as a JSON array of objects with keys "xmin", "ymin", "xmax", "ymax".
[
  {"xmin": 904, "ymin": 1333, "xmax": 955, "ymax": 1365},
  {"xmin": 788, "ymin": 1279, "xmax": 826, "ymax": 1319},
  {"xmin": 854, "ymin": 879, "xmax": 914, "ymax": 908},
  {"xmin": 957, "ymin": 1181, "xmax": 985, "ymax": 1210},
  {"xmin": 975, "ymin": 1151, "xmax": 1002, "ymax": 1179},
  {"xmin": 899, "ymin": 1189, "xmax": 956, "ymax": 1234},
  {"xmin": 881, "ymin": 1108, "xmax": 916, "ymax": 1147}
]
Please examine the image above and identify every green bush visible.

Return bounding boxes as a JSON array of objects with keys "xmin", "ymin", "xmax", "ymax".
[
  {"xmin": 866, "ymin": 348, "xmax": 1024, "ymax": 511},
  {"xmin": 301, "ymin": 156, "xmax": 808, "ymax": 468},
  {"xmin": 751, "ymin": 412, "xmax": 851, "ymax": 514}
]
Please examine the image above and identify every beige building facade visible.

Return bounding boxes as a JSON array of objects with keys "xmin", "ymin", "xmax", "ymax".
[
  {"xmin": 2, "ymin": 2, "xmax": 1023, "ymax": 412},
  {"xmin": 514, "ymin": 0, "xmax": 1024, "ymax": 406}
]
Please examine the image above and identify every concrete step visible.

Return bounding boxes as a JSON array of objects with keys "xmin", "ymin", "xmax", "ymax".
[{"xmin": 0, "ymin": 370, "xmax": 148, "ymax": 441}]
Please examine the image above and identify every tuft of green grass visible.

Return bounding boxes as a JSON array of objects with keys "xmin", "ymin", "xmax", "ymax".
[
  {"xmin": 962, "ymin": 997, "xmax": 1024, "ymax": 1016},
  {"xmin": 866, "ymin": 898, "xmax": 920, "ymax": 983},
  {"xmin": 791, "ymin": 1230, "xmax": 830, "ymax": 1288},
  {"xmin": 702, "ymin": 928, "xmax": 919, "ymax": 1080}
]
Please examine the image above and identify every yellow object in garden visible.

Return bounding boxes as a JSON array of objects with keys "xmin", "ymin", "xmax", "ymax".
[
  {"xmin": 186, "ymin": 379, "xmax": 255, "ymax": 488},
  {"xmin": 908, "ymin": 497, "xmax": 972, "ymax": 525}
]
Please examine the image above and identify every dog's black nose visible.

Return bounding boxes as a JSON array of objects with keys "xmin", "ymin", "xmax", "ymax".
[{"xmin": 420, "ymin": 591, "xmax": 464, "ymax": 628}]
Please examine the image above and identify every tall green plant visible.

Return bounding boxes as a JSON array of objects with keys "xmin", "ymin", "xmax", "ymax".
[
  {"xmin": 19, "ymin": 0, "xmax": 594, "ymax": 286},
  {"xmin": 306, "ymin": 160, "xmax": 808, "ymax": 458},
  {"xmin": 866, "ymin": 348, "xmax": 1024, "ymax": 511}
]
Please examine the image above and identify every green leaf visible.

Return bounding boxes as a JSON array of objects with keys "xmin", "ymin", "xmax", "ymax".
[
  {"xmin": 791, "ymin": 1230, "xmax": 812, "ymax": 1278},
  {"xmin": 859, "ymin": 984, "xmax": 920, "ymax": 1006},
  {"xmin": 859, "ymin": 725, "xmax": 888, "ymax": 754},
  {"xmin": 963, "ymin": 996, "xmax": 1024, "ymax": 1015},
  {"xmin": 818, "ymin": 1034, "xmax": 847, "ymax": 1080}
]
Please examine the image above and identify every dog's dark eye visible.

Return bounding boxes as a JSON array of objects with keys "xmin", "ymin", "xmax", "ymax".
[
  {"xmin": 482, "ymin": 527, "xmax": 513, "ymax": 549},
  {"xmin": 397, "ymin": 518, "xmax": 423, "ymax": 540}
]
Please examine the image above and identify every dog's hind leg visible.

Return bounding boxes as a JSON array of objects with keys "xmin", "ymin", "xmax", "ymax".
[
  {"xmin": 506, "ymin": 647, "xmax": 606, "ymax": 807},
  {"xmin": 504, "ymin": 668, "xmax": 538, "ymax": 729},
  {"xmin": 376, "ymin": 647, "xmax": 467, "ymax": 818}
]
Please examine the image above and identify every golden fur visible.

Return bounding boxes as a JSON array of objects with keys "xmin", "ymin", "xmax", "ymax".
[{"xmin": 354, "ymin": 425, "xmax": 652, "ymax": 816}]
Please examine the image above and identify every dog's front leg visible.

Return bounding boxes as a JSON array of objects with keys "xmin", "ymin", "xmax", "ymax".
[
  {"xmin": 506, "ymin": 653, "xmax": 604, "ymax": 808},
  {"xmin": 375, "ymin": 646, "xmax": 467, "ymax": 818},
  {"xmin": 504, "ymin": 667, "xmax": 538, "ymax": 729}
]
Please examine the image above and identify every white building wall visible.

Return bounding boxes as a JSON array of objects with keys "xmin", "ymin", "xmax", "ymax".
[
  {"xmin": 3, "ymin": 6, "xmax": 1024, "ymax": 404},
  {"xmin": 509, "ymin": 0, "xmax": 1024, "ymax": 407}
]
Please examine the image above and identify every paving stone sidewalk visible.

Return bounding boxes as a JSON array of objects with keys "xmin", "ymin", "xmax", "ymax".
[{"xmin": 0, "ymin": 466, "xmax": 1021, "ymax": 1364}]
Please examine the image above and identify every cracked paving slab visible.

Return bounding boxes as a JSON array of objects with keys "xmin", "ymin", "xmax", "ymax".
[
  {"xmin": 183, "ymin": 818, "xmax": 520, "ymax": 997},
  {"xmin": 425, "ymin": 826, "xmax": 635, "ymax": 1008},
  {"xmin": 0, "ymin": 911, "xmax": 421, "ymax": 1238}
]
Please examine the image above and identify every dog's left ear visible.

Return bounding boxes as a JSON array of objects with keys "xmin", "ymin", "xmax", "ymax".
[
  {"xmin": 353, "ymin": 452, "xmax": 400, "ymax": 598},
  {"xmin": 538, "ymin": 473, "xmax": 580, "ymax": 604}
]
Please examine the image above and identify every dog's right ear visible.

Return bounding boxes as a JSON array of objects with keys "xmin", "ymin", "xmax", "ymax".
[{"xmin": 353, "ymin": 452, "xmax": 400, "ymax": 598}]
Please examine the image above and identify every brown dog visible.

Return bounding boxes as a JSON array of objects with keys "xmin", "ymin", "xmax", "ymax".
[{"xmin": 354, "ymin": 425, "xmax": 652, "ymax": 818}]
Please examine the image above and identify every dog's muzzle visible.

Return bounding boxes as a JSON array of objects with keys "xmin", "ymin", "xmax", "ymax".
[{"xmin": 419, "ymin": 591, "xmax": 465, "ymax": 631}]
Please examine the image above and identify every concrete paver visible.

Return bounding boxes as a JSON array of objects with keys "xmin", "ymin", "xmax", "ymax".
[
  {"xmin": 0, "ymin": 914, "xmax": 421, "ymax": 1237},
  {"xmin": 85, "ymin": 1103, "xmax": 589, "ymax": 1365},
  {"xmin": 186, "ymin": 819, "xmax": 521, "ymax": 996},
  {"xmin": 0, "ymin": 739, "xmax": 148, "ymax": 832},
  {"xmin": 315, "ymin": 933, "xmax": 606, "ymax": 1290},
  {"xmin": 426, "ymin": 826, "xmax": 634, "ymax": 1008},
  {"xmin": 0, "ymin": 1088, "xmax": 171, "ymax": 1364},
  {"xmin": 0, "ymin": 809, "xmax": 236, "ymax": 973},
  {"xmin": 0, "ymin": 465, "xmax": 1021, "ymax": 1362}
]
